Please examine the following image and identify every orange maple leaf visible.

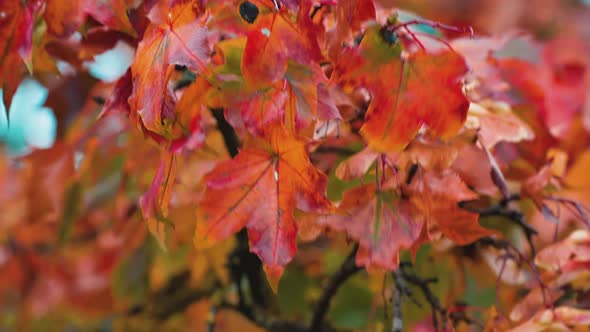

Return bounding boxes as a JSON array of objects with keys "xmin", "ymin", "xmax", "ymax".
[
  {"xmin": 194, "ymin": 126, "xmax": 332, "ymax": 289},
  {"xmin": 407, "ymin": 170, "xmax": 494, "ymax": 245},
  {"xmin": 129, "ymin": 1, "xmax": 209, "ymax": 135},
  {"xmin": 361, "ymin": 50, "xmax": 470, "ymax": 152},
  {"xmin": 241, "ymin": 9, "xmax": 322, "ymax": 89},
  {"xmin": 335, "ymin": 27, "xmax": 470, "ymax": 152}
]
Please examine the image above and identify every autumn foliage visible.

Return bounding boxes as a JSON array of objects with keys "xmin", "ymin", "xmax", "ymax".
[{"xmin": 1, "ymin": 0, "xmax": 590, "ymax": 331}]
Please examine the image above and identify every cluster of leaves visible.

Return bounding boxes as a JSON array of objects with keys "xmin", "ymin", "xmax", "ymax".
[{"xmin": 2, "ymin": 0, "xmax": 590, "ymax": 331}]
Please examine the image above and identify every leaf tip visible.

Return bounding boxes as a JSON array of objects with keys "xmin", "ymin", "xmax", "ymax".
[{"xmin": 263, "ymin": 264, "xmax": 284, "ymax": 293}]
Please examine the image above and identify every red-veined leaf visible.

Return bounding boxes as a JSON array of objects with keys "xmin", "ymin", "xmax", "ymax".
[
  {"xmin": 129, "ymin": 1, "xmax": 209, "ymax": 135},
  {"xmin": 318, "ymin": 185, "xmax": 423, "ymax": 270},
  {"xmin": 195, "ymin": 126, "xmax": 332, "ymax": 289}
]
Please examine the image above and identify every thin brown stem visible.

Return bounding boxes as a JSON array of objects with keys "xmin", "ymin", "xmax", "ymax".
[{"xmin": 308, "ymin": 244, "xmax": 361, "ymax": 332}]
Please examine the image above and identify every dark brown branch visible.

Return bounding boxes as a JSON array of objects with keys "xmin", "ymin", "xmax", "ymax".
[
  {"xmin": 308, "ymin": 244, "xmax": 361, "ymax": 332},
  {"xmin": 173, "ymin": 65, "xmax": 197, "ymax": 90},
  {"xmin": 391, "ymin": 269, "xmax": 405, "ymax": 332},
  {"xmin": 259, "ymin": 318, "xmax": 309, "ymax": 332},
  {"xmin": 313, "ymin": 146, "xmax": 357, "ymax": 156},
  {"xmin": 459, "ymin": 195, "xmax": 538, "ymax": 256},
  {"xmin": 210, "ymin": 108, "xmax": 241, "ymax": 158},
  {"xmin": 448, "ymin": 306, "xmax": 485, "ymax": 330},
  {"xmin": 310, "ymin": 4, "xmax": 322, "ymax": 19},
  {"xmin": 395, "ymin": 263, "xmax": 483, "ymax": 331},
  {"xmin": 126, "ymin": 272, "xmax": 218, "ymax": 320},
  {"xmin": 401, "ymin": 270, "xmax": 446, "ymax": 330}
]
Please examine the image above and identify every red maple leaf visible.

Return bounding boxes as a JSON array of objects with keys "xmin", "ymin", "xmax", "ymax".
[
  {"xmin": 44, "ymin": 0, "xmax": 135, "ymax": 37},
  {"xmin": 407, "ymin": 169, "xmax": 494, "ymax": 245},
  {"xmin": 128, "ymin": 1, "xmax": 209, "ymax": 136},
  {"xmin": 0, "ymin": 0, "xmax": 42, "ymax": 113},
  {"xmin": 318, "ymin": 184, "xmax": 424, "ymax": 270},
  {"xmin": 195, "ymin": 126, "xmax": 332, "ymax": 288},
  {"xmin": 335, "ymin": 26, "xmax": 470, "ymax": 152}
]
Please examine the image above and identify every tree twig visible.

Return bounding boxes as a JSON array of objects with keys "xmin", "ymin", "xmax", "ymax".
[
  {"xmin": 210, "ymin": 108, "xmax": 241, "ymax": 158},
  {"xmin": 126, "ymin": 274, "xmax": 218, "ymax": 320},
  {"xmin": 391, "ymin": 269, "xmax": 405, "ymax": 332},
  {"xmin": 401, "ymin": 270, "xmax": 446, "ymax": 330},
  {"xmin": 476, "ymin": 237, "xmax": 552, "ymax": 308},
  {"xmin": 395, "ymin": 263, "xmax": 483, "ymax": 331},
  {"xmin": 206, "ymin": 304, "xmax": 218, "ymax": 332},
  {"xmin": 483, "ymin": 207, "xmax": 536, "ymax": 251},
  {"xmin": 313, "ymin": 146, "xmax": 357, "ymax": 156},
  {"xmin": 308, "ymin": 244, "xmax": 361, "ymax": 332},
  {"xmin": 460, "ymin": 196, "xmax": 538, "ymax": 256},
  {"xmin": 448, "ymin": 304, "xmax": 485, "ymax": 330}
]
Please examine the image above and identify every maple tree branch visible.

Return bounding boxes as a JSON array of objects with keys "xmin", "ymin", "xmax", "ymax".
[
  {"xmin": 478, "ymin": 205, "xmax": 534, "ymax": 233},
  {"xmin": 210, "ymin": 108, "xmax": 241, "ymax": 158},
  {"xmin": 308, "ymin": 244, "xmax": 361, "ymax": 332},
  {"xmin": 220, "ymin": 302, "xmax": 328, "ymax": 332},
  {"xmin": 401, "ymin": 271, "xmax": 447, "ymax": 330},
  {"xmin": 476, "ymin": 237, "xmax": 553, "ymax": 308},
  {"xmin": 391, "ymin": 269, "xmax": 406, "ymax": 332},
  {"xmin": 263, "ymin": 320, "xmax": 309, "ymax": 332},
  {"xmin": 448, "ymin": 305, "xmax": 485, "ymax": 330},
  {"xmin": 121, "ymin": 266, "xmax": 335, "ymax": 332},
  {"xmin": 310, "ymin": 4, "xmax": 323, "ymax": 19},
  {"xmin": 228, "ymin": 229, "xmax": 271, "ymax": 315},
  {"xmin": 172, "ymin": 65, "xmax": 198, "ymax": 91},
  {"xmin": 314, "ymin": 146, "xmax": 357, "ymax": 156},
  {"xmin": 250, "ymin": 313, "xmax": 309, "ymax": 332},
  {"xmin": 394, "ymin": 263, "xmax": 483, "ymax": 331},
  {"xmin": 484, "ymin": 208, "xmax": 537, "ymax": 254},
  {"xmin": 460, "ymin": 196, "xmax": 538, "ymax": 256},
  {"xmin": 126, "ymin": 272, "xmax": 218, "ymax": 320}
]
